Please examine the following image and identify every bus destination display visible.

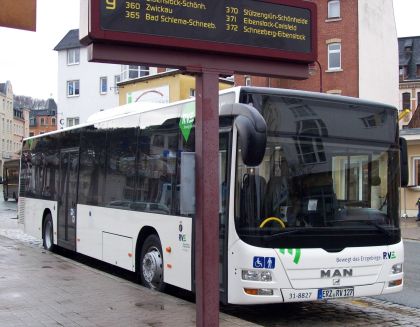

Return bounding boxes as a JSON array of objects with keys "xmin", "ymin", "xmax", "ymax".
[{"xmin": 100, "ymin": 0, "xmax": 313, "ymax": 56}]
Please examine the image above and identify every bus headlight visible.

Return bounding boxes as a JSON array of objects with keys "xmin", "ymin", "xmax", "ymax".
[
  {"xmin": 391, "ymin": 263, "xmax": 403, "ymax": 274},
  {"xmin": 242, "ymin": 270, "xmax": 272, "ymax": 282}
]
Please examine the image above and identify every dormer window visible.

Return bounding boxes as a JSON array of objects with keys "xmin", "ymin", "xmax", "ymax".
[
  {"xmin": 67, "ymin": 48, "xmax": 80, "ymax": 65},
  {"xmin": 400, "ymin": 66, "xmax": 408, "ymax": 80}
]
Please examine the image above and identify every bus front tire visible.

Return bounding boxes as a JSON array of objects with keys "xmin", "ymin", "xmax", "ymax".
[
  {"xmin": 43, "ymin": 215, "xmax": 55, "ymax": 251},
  {"xmin": 139, "ymin": 234, "xmax": 165, "ymax": 292}
]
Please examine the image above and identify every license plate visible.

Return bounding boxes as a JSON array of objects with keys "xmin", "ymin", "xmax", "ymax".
[{"xmin": 317, "ymin": 287, "xmax": 354, "ymax": 299}]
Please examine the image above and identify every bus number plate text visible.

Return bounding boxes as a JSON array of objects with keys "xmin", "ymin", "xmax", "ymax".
[{"xmin": 317, "ymin": 287, "xmax": 354, "ymax": 299}]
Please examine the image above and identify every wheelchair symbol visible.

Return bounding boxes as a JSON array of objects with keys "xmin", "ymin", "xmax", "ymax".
[{"xmin": 253, "ymin": 257, "xmax": 264, "ymax": 268}]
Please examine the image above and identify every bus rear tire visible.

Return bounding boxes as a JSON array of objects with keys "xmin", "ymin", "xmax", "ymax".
[
  {"xmin": 139, "ymin": 234, "xmax": 165, "ymax": 292},
  {"xmin": 43, "ymin": 215, "xmax": 55, "ymax": 251}
]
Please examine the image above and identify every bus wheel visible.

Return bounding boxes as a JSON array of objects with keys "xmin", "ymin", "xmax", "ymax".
[
  {"xmin": 140, "ymin": 235, "xmax": 165, "ymax": 291},
  {"xmin": 43, "ymin": 215, "xmax": 55, "ymax": 251}
]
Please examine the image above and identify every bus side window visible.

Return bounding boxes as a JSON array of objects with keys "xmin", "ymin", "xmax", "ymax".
[
  {"xmin": 79, "ymin": 126, "xmax": 107, "ymax": 206},
  {"xmin": 135, "ymin": 118, "xmax": 179, "ymax": 215},
  {"xmin": 104, "ymin": 127, "xmax": 137, "ymax": 207}
]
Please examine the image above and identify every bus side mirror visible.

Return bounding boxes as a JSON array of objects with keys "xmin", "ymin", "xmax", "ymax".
[
  {"xmin": 400, "ymin": 137, "xmax": 408, "ymax": 187},
  {"xmin": 220, "ymin": 103, "xmax": 267, "ymax": 167}
]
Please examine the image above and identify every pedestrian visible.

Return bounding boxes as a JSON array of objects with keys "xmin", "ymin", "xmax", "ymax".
[{"xmin": 416, "ymin": 198, "xmax": 420, "ymax": 221}]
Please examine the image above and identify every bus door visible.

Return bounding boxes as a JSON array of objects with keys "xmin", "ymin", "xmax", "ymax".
[{"xmin": 57, "ymin": 148, "xmax": 79, "ymax": 251}]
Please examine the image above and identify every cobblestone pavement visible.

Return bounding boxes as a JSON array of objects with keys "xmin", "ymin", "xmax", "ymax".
[{"xmin": 222, "ymin": 297, "xmax": 420, "ymax": 326}]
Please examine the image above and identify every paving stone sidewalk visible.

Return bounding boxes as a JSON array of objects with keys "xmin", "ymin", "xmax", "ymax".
[
  {"xmin": 0, "ymin": 235, "xmax": 259, "ymax": 327},
  {"xmin": 400, "ymin": 216, "xmax": 420, "ymax": 241}
]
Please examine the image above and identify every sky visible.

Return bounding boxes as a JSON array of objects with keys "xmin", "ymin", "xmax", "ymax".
[
  {"xmin": 0, "ymin": 0, "xmax": 419, "ymax": 101},
  {"xmin": 0, "ymin": 0, "xmax": 80, "ymax": 100}
]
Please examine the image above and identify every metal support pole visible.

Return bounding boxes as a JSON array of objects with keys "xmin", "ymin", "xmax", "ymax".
[
  {"xmin": 195, "ymin": 69, "xmax": 220, "ymax": 327},
  {"xmin": 315, "ymin": 59, "xmax": 323, "ymax": 92}
]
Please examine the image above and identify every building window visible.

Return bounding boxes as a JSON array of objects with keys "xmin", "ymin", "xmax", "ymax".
[
  {"xmin": 40, "ymin": 118, "xmax": 45, "ymax": 126},
  {"xmin": 121, "ymin": 65, "xmax": 150, "ymax": 81},
  {"xmin": 328, "ymin": 0, "xmax": 340, "ymax": 19},
  {"xmin": 416, "ymin": 92, "xmax": 420, "ymax": 110},
  {"xmin": 67, "ymin": 80, "xmax": 80, "ymax": 97},
  {"xmin": 114, "ymin": 75, "xmax": 121, "ymax": 94},
  {"xmin": 328, "ymin": 43, "xmax": 341, "ymax": 70},
  {"xmin": 245, "ymin": 76, "xmax": 251, "ymax": 86},
  {"xmin": 100, "ymin": 77, "xmax": 108, "ymax": 94},
  {"xmin": 189, "ymin": 88, "xmax": 196, "ymax": 97},
  {"xmin": 67, "ymin": 117, "xmax": 80, "ymax": 127},
  {"xmin": 52, "ymin": 117, "xmax": 56, "ymax": 126},
  {"xmin": 67, "ymin": 48, "xmax": 80, "ymax": 65},
  {"xmin": 402, "ymin": 92, "xmax": 411, "ymax": 110},
  {"xmin": 413, "ymin": 157, "xmax": 420, "ymax": 186}
]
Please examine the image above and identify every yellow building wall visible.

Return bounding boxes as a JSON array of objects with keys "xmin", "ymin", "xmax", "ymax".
[
  {"xmin": 118, "ymin": 73, "xmax": 232, "ymax": 105},
  {"xmin": 400, "ymin": 142, "xmax": 420, "ymax": 217}
]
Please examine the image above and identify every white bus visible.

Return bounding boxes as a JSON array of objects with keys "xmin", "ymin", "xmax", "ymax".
[{"xmin": 19, "ymin": 87, "xmax": 407, "ymax": 304}]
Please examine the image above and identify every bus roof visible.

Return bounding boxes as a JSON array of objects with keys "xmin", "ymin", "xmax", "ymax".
[
  {"xmin": 239, "ymin": 86, "xmax": 398, "ymax": 112},
  {"xmin": 23, "ymin": 86, "xmax": 396, "ymax": 141}
]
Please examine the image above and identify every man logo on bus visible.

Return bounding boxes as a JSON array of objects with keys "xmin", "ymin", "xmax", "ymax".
[{"xmin": 279, "ymin": 248, "xmax": 301, "ymax": 264}]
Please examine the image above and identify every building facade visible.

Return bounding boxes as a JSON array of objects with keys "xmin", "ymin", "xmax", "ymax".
[
  {"xmin": 0, "ymin": 81, "xmax": 17, "ymax": 173},
  {"xmin": 12, "ymin": 106, "xmax": 29, "ymax": 158},
  {"xmin": 118, "ymin": 70, "xmax": 233, "ymax": 106},
  {"xmin": 235, "ymin": 0, "xmax": 398, "ymax": 107},
  {"xmin": 398, "ymin": 36, "xmax": 420, "ymax": 128},
  {"xmin": 398, "ymin": 37, "xmax": 420, "ymax": 216},
  {"xmin": 29, "ymin": 99, "xmax": 58, "ymax": 137},
  {"xmin": 54, "ymin": 29, "xmax": 158, "ymax": 126}
]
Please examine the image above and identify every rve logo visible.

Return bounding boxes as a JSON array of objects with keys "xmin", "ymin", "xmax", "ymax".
[
  {"xmin": 279, "ymin": 248, "xmax": 301, "ymax": 265},
  {"xmin": 383, "ymin": 251, "xmax": 396, "ymax": 260}
]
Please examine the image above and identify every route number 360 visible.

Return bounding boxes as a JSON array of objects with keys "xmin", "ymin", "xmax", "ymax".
[{"xmin": 106, "ymin": 0, "xmax": 116, "ymax": 10}]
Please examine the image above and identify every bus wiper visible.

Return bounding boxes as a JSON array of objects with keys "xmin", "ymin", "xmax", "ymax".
[
  {"xmin": 328, "ymin": 219, "xmax": 394, "ymax": 239},
  {"xmin": 259, "ymin": 228, "xmax": 325, "ymax": 239},
  {"xmin": 240, "ymin": 228, "xmax": 308, "ymax": 239}
]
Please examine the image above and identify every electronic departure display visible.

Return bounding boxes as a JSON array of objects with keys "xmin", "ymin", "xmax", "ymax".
[{"xmin": 83, "ymin": 0, "xmax": 316, "ymax": 62}]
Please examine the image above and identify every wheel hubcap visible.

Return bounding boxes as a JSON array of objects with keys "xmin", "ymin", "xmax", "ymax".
[{"xmin": 142, "ymin": 247, "xmax": 163, "ymax": 288}]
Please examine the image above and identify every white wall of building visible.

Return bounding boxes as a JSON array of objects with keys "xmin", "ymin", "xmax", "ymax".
[
  {"xmin": 358, "ymin": 0, "xmax": 399, "ymax": 108},
  {"xmin": 57, "ymin": 47, "xmax": 121, "ymax": 127},
  {"xmin": 0, "ymin": 81, "xmax": 16, "ymax": 174}
]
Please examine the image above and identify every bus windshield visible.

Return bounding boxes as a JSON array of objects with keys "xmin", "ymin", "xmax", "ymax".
[{"xmin": 235, "ymin": 92, "xmax": 400, "ymax": 249}]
